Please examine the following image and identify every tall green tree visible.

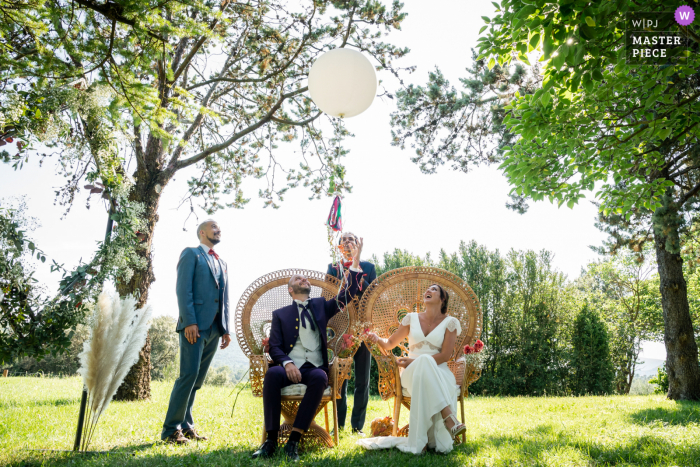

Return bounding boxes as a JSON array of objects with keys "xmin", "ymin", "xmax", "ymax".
[
  {"xmin": 576, "ymin": 249, "xmax": 662, "ymax": 394},
  {"xmin": 2, "ymin": 0, "xmax": 409, "ymax": 399},
  {"xmin": 390, "ymin": 0, "xmax": 700, "ymax": 399},
  {"xmin": 571, "ymin": 305, "xmax": 614, "ymax": 396}
]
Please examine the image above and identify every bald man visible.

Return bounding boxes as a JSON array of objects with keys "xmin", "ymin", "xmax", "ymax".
[{"xmin": 161, "ymin": 219, "xmax": 231, "ymax": 445}]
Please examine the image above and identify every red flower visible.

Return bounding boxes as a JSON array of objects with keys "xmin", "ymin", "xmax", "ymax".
[
  {"xmin": 262, "ymin": 337, "xmax": 270, "ymax": 353},
  {"xmin": 463, "ymin": 344, "xmax": 474, "ymax": 355},
  {"xmin": 474, "ymin": 339, "xmax": 484, "ymax": 352},
  {"xmin": 75, "ymin": 301, "xmax": 83, "ymax": 308},
  {"xmin": 341, "ymin": 333, "xmax": 354, "ymax": 350}
]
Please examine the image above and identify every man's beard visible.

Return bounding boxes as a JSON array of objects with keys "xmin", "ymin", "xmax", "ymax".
[
  {"xmin": 207, "ymin": 234, "xmax": 220, "ymax": 245},
  {"xmin": 292, "ymin": 284, "xmax": 311, "ymax": 295}
]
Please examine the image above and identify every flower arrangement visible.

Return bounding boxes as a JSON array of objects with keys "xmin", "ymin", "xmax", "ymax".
[
  {"xmin": 370, "ymin": 416, "xmax": 394, "ymax": 437},
  {"xmin": 463, "ymin": 339, "xmax": 487, "ymax": 369},
  {"xmin": 336, "ymin": 332, "xmax": 361, "ymax": 358},
  {"xmin": 463, "ymin": 339, "xmax": 484, "ymax": 355}
]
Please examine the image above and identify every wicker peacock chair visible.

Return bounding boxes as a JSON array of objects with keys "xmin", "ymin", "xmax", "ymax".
[
  {"xmin": 358, "ymin": 266, "xmax": 483, "ymax": 442},
  {"xmin": 234, "ymin": 269, "xmax": 359, "ymax": 448}
]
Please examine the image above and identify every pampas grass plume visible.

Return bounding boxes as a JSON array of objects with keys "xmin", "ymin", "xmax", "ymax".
[{"xmin": 77, "ymin": 291, "xmax": 152, "ymax": 448}]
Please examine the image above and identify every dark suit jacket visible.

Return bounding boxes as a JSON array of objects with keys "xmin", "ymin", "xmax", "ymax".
[
  {"xmin": 268, "ymin": 272, "xmax": 360, "ymax": 372},
  {"xmin": 175, "ymin": 246, "xmax": 230, "ymax": 334},
  {"xmin": 326, "ymin": 260, "xmax": 376, "ymax": 295}
]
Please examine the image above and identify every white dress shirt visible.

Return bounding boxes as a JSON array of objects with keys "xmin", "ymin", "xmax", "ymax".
[
  {"xmin": 200, "ymin": 243, "xmax": 221, "ymax": 277},
  {"xmin": 282, "ymin": 266, "xmax": 360, "ymax": 370}
]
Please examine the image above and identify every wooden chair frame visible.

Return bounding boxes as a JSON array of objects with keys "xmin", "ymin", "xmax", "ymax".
[
  {"xmin": 234, "ymin": 269, "xmax": 357, "ymax": 449},
  {"xmin": 357, "ymin": 267, "xmax": 483, "ymax": 442}
]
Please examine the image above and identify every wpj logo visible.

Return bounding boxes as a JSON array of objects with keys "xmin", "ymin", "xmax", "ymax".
[{"xmin": 625, "ymin": 7, "xmax": 695, "ymax": 65}]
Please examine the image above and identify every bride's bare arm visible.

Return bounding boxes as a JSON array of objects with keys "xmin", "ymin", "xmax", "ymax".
[
  {"xmin": 365, "ymin": 324, "xmax": 410, "ymax": 351},
  {"xmin": 431, "ymin": 329, "xmax": 457, "ymax": 365}
]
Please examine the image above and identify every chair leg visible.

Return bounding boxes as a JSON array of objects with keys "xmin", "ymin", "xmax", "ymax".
[
  {"xmin": 460, "ymin": 393, "xmax": 467, "ymax": 444},
  {"xmin": 261, "ymin": 421, "xmax": 267, "ymax": 445},
  {"xmin": 392, "ymin": 397, "xmax": 401, "ymax": 437},
  {"xmin": 333, "ymin": 396, "xmax": 339, "ymax": 446},
  {"xmin": 324, "ymin": 403, "xmax": 330, "ymax": 433}
]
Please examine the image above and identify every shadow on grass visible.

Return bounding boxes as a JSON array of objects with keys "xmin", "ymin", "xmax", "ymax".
[
  {"xmin": 628, "ymin": 400, "xmax": 700, "ymax": 427},
  {"xmin": 480, "ymin": 423, "xmax": 700, "ymax": 466},
  {"xmin": 9, "ymin": 423, "xmax": 700, "ymax": 467}
]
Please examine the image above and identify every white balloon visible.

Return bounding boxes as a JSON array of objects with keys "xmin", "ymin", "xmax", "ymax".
[{"xmin": 308, "ymin": 48, "xmax": 377, "ymax": 118}]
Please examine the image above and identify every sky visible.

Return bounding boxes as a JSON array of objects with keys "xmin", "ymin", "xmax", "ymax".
[{"xmin": 0, "ymin": 1, "xmax": 665, "ymax": 361}]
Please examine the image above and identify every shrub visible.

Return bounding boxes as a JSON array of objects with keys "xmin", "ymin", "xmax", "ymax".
[
  {"xmin": 571, "ymin": 304, "xmax": 614, "ymax": 395},
  {"xmin": 649, "ymin": 363, "xmax": 669, "ymax": 395}
]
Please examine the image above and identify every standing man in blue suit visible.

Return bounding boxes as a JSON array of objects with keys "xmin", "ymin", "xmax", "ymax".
[
  {"xmin": 327, "ymin": 232, "xmax": 376, "ymax": 436},
  {"xmin": 161, "ymin": 219, "xmax": 231, "ymax": 445}
]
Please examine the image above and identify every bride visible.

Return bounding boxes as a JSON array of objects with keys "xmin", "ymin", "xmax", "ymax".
[{"xmin": 360, "ymin": 284, "xmax": 466, "ymax": 454}]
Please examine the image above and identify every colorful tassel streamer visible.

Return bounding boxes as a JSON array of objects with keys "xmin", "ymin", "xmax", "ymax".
[{"xmin": 326, "ymin": 195, "xmax": 343, "ymax": 232}]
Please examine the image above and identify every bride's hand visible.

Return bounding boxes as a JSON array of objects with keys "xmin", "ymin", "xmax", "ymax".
[
  {"xmin": 396, "ymin": 357, "xmax": 414, "ymax": 368},
  {"xmin": 365, "ymin": 332, "xmax": 381, "ymax": 345}
]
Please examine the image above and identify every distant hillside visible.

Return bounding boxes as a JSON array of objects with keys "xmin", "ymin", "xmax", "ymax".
[
  {"xmin": 211, "ymin": 341, "xmax": 248, "ymax": 370},
  {"xmin": 635, "ymin": 358, "xmax": 664, "ymax": 376}
]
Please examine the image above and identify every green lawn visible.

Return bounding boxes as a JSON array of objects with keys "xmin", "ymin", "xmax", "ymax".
[{"xmin": 1, "ymin": 377, "xmax": 699, "ymax": 466}]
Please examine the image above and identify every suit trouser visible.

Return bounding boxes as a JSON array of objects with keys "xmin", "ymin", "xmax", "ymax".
[
  {"xmin": 337, "ymin": 341, "xmax": 371, "ymax": 430},
  {"xmin": 263, "ymin": 362, "xmax": 328, "ymax": 432},
  {"xmin": 161, "ymin": 324, "xmax": 221, "ymax": 439}
]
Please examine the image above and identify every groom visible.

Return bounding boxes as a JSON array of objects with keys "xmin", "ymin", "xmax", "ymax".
[
  {"xmin": 252, "ymin": 241, "xmax": 363, "ymax": 461},
  {"xmin": 161, "ymin": 219, "xmax": 231, "ymax": 445}
]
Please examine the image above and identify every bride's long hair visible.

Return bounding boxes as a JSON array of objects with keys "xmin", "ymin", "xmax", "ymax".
[{"xmin": 431, "ymin": 284, "xmax": 450, "ymax": 314}]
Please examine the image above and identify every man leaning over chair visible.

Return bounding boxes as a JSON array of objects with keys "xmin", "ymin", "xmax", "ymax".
[{"xmin": 252, "ymin": 239, "xmax": 364, "ymax": 461}]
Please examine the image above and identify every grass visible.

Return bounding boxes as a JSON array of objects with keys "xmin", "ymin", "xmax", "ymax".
[{"xmin": 1, "ymin": 377, "xmax": 700, "ymax": 466}]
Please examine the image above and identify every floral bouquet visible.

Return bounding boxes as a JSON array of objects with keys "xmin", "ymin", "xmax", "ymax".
[
  {"xmin": 463, "ymin": 339, "xmax": 487, "ymax": 369},
  {"xmin": 336, "ymin": 332, "xmax": 361, "ymax": 359},
  {"xmin": 370, "ymin": 416, "xmax": 394, "ymax": 437}
]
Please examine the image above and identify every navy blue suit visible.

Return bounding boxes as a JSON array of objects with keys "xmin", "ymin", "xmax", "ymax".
[
  {"xmin": 162, "ymin": 246, "xmax": 230, "ymax": 439},
  {"xmin": 263, "ymin": 272, "xmax": 360, "ymax": 432},
  {"xmin": 327, "ymin": 260, "xmax": 376, "ymax": 431}
]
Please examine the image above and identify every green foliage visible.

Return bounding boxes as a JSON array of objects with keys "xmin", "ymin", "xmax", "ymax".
[
  {"xmin": 650, "ymin": 363, "xmax": 670, "ymax": 395},
  {"xmin": 575, "ymin": 248, "xmax": 663, "ymax": 394},
  {"xmin": 3, "ymin": 377, "xmax": 700, "ymax": 466},
  {"xmin": 0, "ymin": 176, "xmax": 145, "ymax": 363},
  {"xmin": 7, "ymin": 324, "xmax": 89, "ymax": 376},
  {"xmin": 3, "ymin": 0, "xmax": 410, "ymax": 210},
  {"xmin": 369, "ymin": 241, "xmax": 574, "ymax": 396},
  {"xmin": 571, "ymin": 305, "xmax": 615, "ymax": 395},
  {"xmin": 149, "ymin": 316, "xmax": 179, "ymax": 381},
  {"xmin": 0, "ymin": 200, "xmax": 83, "ymax": 363},
  {"xmin": 204, "ymin": 365, "xmax": 232, "ymax": 386}
]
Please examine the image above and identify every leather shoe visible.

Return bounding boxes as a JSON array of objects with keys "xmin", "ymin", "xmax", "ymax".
[
  {"xmin": 251, "ymin": 439, "xmax": 277, "ymax": 459},
  {"xmin": 163, "ymin": 429, "xmax": 189, "ymax": 445},
  {"xmin": 284, "ymin": 440, "xmax": 300, "ymax": 462},
  {"xmin": 352, "ymin": 428, "xmax": 365, "ymax": 437},
  {"xmin": 182, "ymin": 428, "xmax": 208, "ymax": 440}
]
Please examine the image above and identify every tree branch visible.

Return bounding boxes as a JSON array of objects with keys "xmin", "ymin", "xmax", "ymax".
[{"xmin": 170, "ymin": 86, "xmax": 309, "ymax": 171}]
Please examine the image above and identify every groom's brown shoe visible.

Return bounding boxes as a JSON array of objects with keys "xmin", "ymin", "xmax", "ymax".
[
  {"xmin": 183, "ymin": 428, "xmax": 208, "ymax": 441},
  {"xmin": 164, "ymin": 430, "xmax": 189, "ymax": 445}
]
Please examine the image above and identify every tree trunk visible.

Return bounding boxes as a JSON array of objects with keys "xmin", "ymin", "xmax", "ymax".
[
  {"xmin": 113, "ymin": 169, "xmax": 170, "ymax": 401},
  {"xmin": 654, "ymin": 230, "xmax": 700, "ymax": 400}
]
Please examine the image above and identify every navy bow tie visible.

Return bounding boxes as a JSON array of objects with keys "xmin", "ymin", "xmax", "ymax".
[{"xmin": 299, "ymin": 303, "xmax": 315, "ymax": 331}]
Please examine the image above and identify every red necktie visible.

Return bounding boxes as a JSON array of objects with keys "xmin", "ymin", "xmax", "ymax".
[
  {"xmin": 208, "ymin": 249, "xmax": 220, "ymax": 260},
  {"xmin": 343, "ymin": 261, "xmax": 353, "ymax": 268}
]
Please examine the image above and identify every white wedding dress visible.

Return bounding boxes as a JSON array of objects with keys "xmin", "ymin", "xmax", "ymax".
[{"xmin": 358, "ymin": 312, "xmax": 462, "ymax": 454}]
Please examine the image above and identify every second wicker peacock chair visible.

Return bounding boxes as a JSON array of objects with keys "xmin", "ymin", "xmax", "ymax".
[
  {"xmin": 358, "ymin": 266, "xmax": 483, "ymax": 442},
  {"xmin": 234, "ymin": 269, "xmax": 359, "ymax": 449}
]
